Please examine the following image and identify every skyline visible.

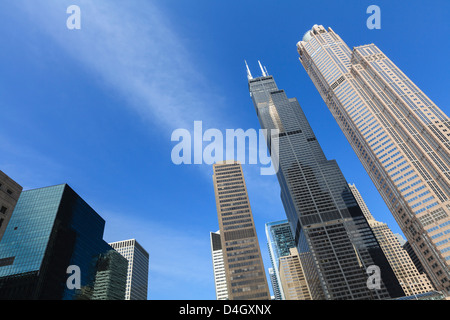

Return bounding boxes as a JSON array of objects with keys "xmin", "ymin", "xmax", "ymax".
[{"xmin": 0, "ymin": 0, "xmax": 449, "ymax": 299}]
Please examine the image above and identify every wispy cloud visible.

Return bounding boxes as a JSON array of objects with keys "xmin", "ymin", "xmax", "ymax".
[
  {"xmin": 15, "ymin": 0, "xmax": 226, "ymax": 131},
  {"xmin": 6, "ymin": 1, "xmax": 282, "ymax": 299}
]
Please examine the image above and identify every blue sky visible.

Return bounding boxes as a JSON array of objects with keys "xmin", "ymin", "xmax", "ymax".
[{"xmin": 0, "ymin": 1, "xmax": 448, "ymax": 300}]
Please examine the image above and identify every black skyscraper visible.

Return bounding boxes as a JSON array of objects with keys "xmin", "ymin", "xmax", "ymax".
[{"xmin": 246, "ymin": 64, "xmax": 404, "ymax": 299}]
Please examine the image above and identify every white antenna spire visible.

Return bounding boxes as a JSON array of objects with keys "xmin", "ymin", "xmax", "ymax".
[
  {"xmin": 258, "ymin": 60, "xmax": 267, "ymax": 77},
  {"xmin": 245, "ymin": 60, "xmax": 253, "ymax": 80},
  {"xmin": 264, "ymin": 66, "xmax": 269, "ymax": 76}
]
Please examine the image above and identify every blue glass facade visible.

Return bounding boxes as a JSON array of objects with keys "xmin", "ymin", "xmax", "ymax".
[
  {"xmin": 265, "ymin": 220, "xmax": 296, "ymax": 300},
  {"xmin": 0, "ymin": 184, "xmax": 127, "ymax": 300},
  {"xmin": 0, "ymin": 185, "xmax": 65, "ymax": 279}
]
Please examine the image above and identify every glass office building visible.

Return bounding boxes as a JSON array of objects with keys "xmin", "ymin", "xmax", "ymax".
[
  {"xmin": 247, "ymin": 67, "xmax": 404, "ymax": 299},
  {"xmin": 0, "ymin": 184, "xmax": 127, "ymax": 300},
  {"xmin": 265, "ymin": 220, "xmax": 296, "ymax": 300},
  {"xmin": 91, "ymin": 249, "xmax": 129, "ymax": 300}
]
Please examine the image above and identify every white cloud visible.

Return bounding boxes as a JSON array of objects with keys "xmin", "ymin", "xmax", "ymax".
[{"xmin": 15, "ymin": 0, "xmax": 224, "ymax": 131}]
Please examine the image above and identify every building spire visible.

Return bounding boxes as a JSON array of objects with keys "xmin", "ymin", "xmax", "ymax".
[
  {"xmin": 258, "ymin": 60, "xmax": 268, "ymax": 77},
  {"xmin": 245, "ymin": 60, "xmax": 253, "ymax": 80}
]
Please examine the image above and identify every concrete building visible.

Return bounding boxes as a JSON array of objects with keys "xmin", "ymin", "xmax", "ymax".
[
  {"xmin": 212, "ymin": 160, "xmax": 270, "ymax": 300},
  {"xmin": 297, "ymin": 25, "xmax": 450, "ymax": 294},
  {"xmin": 109, "ymin": 239, "xmax": 149, "ymax": 300},
  {"xmin": 210, "ymin": 231, "xmax": 229, "ymax": 300},
  {"xmin": 349, "ymin": 183, "xmax": 435, "ymax": 296},
  {"xmin": 0, "ymin": 170, "xmax": 22, "ymax": 243},
  {"xmin": 279, "ymin": 248, "xmax": 312, "ymax": 300},
  {"xmin": 404, "ymin": 241, "xmax": 427, "ymax": 275}
]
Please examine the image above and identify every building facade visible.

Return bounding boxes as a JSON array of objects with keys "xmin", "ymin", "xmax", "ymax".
[
  {"xmin": 109, "ymin": 239, "xmax": 149, "ymax": 300},
  {"xmin": 247, "ymin": 67, "xmax": 404, "ymax": 299},
  {"xmin": 349, "ymin": 183, "xmax": 435, "ymax": 296},
  {"xmin": 297, "ymin": 25, "xmax": 450, "ymax": 294},
  {"xmin": 210, "ymin": 231, "xmax": 229, "ymax": 300},
  {"xmin": 279, "ymin": 247, "xmax": 312, "ymax": 300},
  {"xmin": 0, "ymin": 184, "xmax": 127, "ymax": 300},
  {"xmin": 91, "ymin": 249, "xmax": 129, "ymax": 300},
  {"xmin": 212, "ymin": 161, "xmax": 270, "ymax": 300},
  {"xmin": 267, "ymin": 268, "xmax": 279, "ymax": 300},
  {"xmin": 265, "ymin": 220, "xmax": 296, "ymax": 300},
  {"xmin": 403, "ymin": 241, "xmax": 427, "ymax": 275},
  {"xmin": 0, "ymin": 170, "xmax": 22, "ymax": 243}
]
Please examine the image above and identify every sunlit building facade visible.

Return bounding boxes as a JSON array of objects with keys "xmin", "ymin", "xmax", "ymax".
[
  {"xmin": 297, "ymin": 25, "xmax": 450, "ymax": 294},
  {"xmin": 213, "ymin": 161, "xmax": 270, "ymax": 300},
  {"xmin": 209, "ymin": 231, "xmax": 229, "ymax": 300},
  {"xmin": 279, "ymin": 247, "xmax": 312, "ymax": 300}
]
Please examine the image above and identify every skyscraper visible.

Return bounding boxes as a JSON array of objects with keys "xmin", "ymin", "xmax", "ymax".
[
  {"xmin": 349, "ymin": 183, "xmax": 434, "ymax": 296},
  {"xmin": 212, "ymin": 160, "xmax": 270, "ymax": 300},
  {"xmin": 267, "ymin": 268, "xmax": 279, "ymax": 300},
  {"xmin": 0, "ymin": 170, "xmax": 22, "ymax": 243},
  {"xmin": 0, "ymin": 184, "xmax": 127, "ymax": 300},
  {"xmin": 279, "ymin": 247, "xmax": 312, "ymax": 300},
  {"xmin": 265, "ymin": 220, "xmax": 296, "ymax": 300},
  {"xmin": 403, "ymin": 241, "xmax": 427, "ymax": 275},
  {"xmin": 209, "ymin": 231, "xmax": 229, "ymax": 300},
  {"xmin": 247, "ymin": 65, "xmax": 404, "ymax": 299},
  {"xmin": 109, "ymin": 239, "xmax": 149, "ymax": 300},
  {"xmin": 297, "ymin": 25, "xmax": 450, "ymax": 294}
]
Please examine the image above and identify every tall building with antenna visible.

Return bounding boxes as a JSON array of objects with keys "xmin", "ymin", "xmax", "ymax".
[
  {"xmin": 297, "ymin": 25, "xmax": 450, "ymax": 294},
  {"xmin": 246, "ymin": 62, "xmax": 404, "ymax": 300}
]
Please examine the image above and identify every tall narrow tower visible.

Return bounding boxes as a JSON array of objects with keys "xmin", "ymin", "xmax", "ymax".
[
  {"xmin": 297, "ymin": 25, "xmax": 450, "ymax": 294},
  {"xmin": 246, "ymin": 64, "xmax": 404, "ymax": 299},
  {"xmin": 212, "ymin": 160, "xmax": 270, "ymax": 300},
  {"xmin": 210, "ymin": 231, "xmax": 229, "ymax": 300}
]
